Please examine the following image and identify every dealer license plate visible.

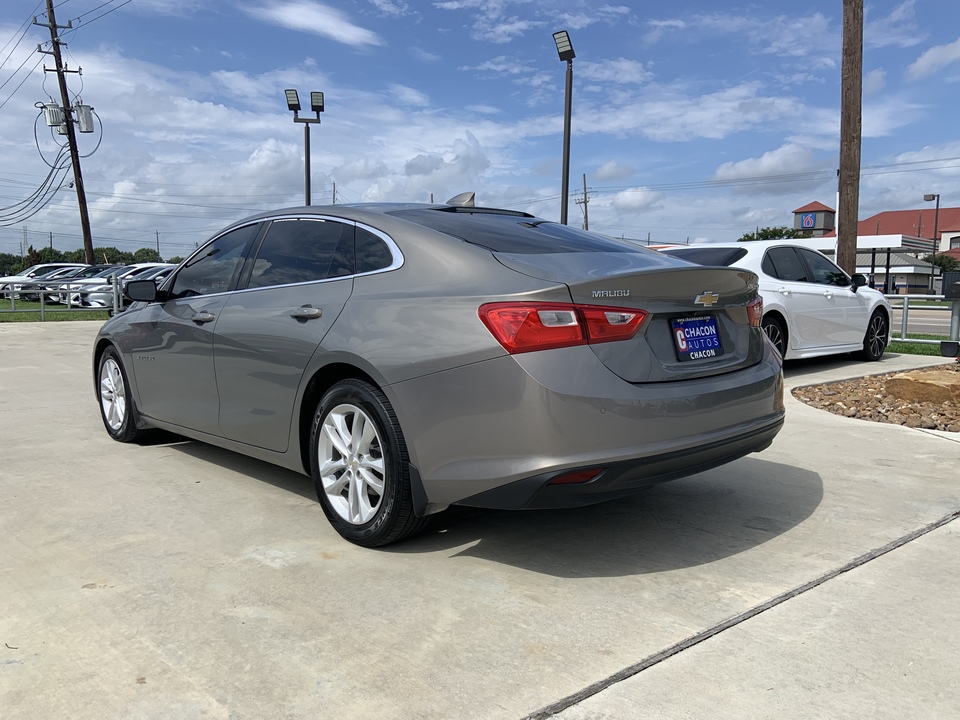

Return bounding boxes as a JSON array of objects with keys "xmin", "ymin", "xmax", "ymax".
[{"xmin": 671, "ymin": 316, "xmax": 724, "ymax": 361}]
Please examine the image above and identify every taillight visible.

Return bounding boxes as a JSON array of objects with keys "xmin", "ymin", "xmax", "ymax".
[
  {"xmin": 747, "ymin": 296, "xmax": 763, "ymax": 327},
  {"xmin": 479, "ymin": 302, "xmax": 648, "ymax": 354}
]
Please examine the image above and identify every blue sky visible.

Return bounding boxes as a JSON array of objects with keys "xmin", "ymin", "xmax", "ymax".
[{"xmin": 1, "ymin": 0, "xmax": 959, "ymax": 258}]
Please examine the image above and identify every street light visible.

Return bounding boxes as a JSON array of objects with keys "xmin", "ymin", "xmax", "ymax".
[
  {"xmin": 284, "ymin": 88, "xmax": 324, "ymax": 205},
  {"xmin": 924, "ymin": 193, "xmax": 940, "ymax": 293},
  {"xmin": 553, "ymin": 30, "xmax": 575, "ymax": 225}
]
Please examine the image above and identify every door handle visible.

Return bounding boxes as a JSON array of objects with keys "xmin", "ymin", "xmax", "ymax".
[
  {"xmin": 822, "ymin": 291, "xmax": 834, "ymax": 299},
  {"xmin": 191, "ymin": 311, "xmax": 216, "ymax": 324},
  {"xmin": 777, "ymin": 288, "xmax": 791, "ymax": 296},
  {"xmin": 290, "ymin": 306, "xmax": 323, "ymax": 320}
]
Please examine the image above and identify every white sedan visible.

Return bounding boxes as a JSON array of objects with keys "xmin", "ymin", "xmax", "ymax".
[{"xmin": 660, "ymin": 240, "xmax": 891, "ymax": 361}]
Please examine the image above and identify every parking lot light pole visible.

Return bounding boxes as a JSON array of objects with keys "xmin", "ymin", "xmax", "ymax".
[
  {"xmin": 285, "ymin": 89, "xmax": 324, "ymax": 206},
  {"xmin": 553, "ymin": 30, "xmax": 575, "ymax": 225},
  {"xmin": 923, "ymin": 193, "xmax": 940, "ymax": 292}
]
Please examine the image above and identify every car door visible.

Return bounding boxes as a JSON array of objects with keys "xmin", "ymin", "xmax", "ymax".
[
  {"xmin": 213, "ymin": 217, "xmax": 359, "ymax": 452},
  {"xmin": 129, "ymin": 224, "xmax": 259, "ymax": 434},
  {"xmin": 760, "ymin": 246, "xmax": 835, "ymax": 352},
  {"xmin": 795, "ymin": 247, "xmax": 868, "ymax": 345}
]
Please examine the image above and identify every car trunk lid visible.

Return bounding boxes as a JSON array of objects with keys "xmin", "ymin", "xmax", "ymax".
[{"xmin": 494, "ymin": 251, "xmax": 766, "ymax": 382}]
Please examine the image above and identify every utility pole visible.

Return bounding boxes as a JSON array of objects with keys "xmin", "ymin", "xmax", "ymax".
[
  {"xmin": 49, "ymin": 231, "xmax": 53, "ymax": 249},
  {"xmin": 35, "ymin": 0, "xmax": 94, "ymax": 264},
  {"xmin": 332, "ymin": 181, "xmax": 336, "ymax": 204},
  {"xmin": 574, "ymin": 173, "xmax": 591, "ymax": 230},
  {"xmin": 837, "ymin": 0, "xmax": 863, "ymax": 275},
  {"xmin": 156, "ymin": 230, "xmax": 160, "ymax": 258}
]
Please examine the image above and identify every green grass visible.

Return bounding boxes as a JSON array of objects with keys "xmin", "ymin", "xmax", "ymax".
[
  {"xmin": 0, "ymin": 300, "xmax": 110, "ymax": 322},
  {"xmin": 889, "ymin": 333, "xmax": 951, "ymax": 356}
]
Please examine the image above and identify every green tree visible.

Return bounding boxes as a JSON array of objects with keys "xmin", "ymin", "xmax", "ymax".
[
  {"xmin": 738, "ymin": 226, "xmax": 814, "ymax": 242},
  {"xmin": 0, "ymin": 253, "xmax": 22, "ymax": 275},
  {"xmin": 922, "ymin": 253, "xmax": 959, "ymax": 273},
  {"xmin": 133, "ymin": 247, "xmax": 163, "ymax": 263},
  {"xmin": 166, "ymin": 256, "xmax": 184, "ymax": 265}
]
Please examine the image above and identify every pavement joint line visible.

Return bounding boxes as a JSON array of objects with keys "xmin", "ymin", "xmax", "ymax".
[{"xmin": 522, "ymin": 508, "xmax": 960, "ymax": 720}]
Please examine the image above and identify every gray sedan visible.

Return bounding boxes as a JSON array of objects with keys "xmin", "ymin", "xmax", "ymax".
[{"xmin": 94, "ymin": 203, "xmax": 784, "ymax": 546}]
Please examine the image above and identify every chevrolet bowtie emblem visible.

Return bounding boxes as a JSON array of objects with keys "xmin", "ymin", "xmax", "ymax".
[{"xmin": 695, "ymin": 292, "xmax": 720, "ymax": 307}]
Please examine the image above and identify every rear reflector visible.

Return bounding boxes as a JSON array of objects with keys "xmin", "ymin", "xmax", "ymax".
[
  {"xmin": 547, "ymin": 468, "xmax": 604, "ymax": 485},
  {"xmin": 479, "ymin": 302, "xmax": 648, "ymax": 354}
]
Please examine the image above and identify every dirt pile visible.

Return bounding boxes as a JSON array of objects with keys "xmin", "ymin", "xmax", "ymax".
[{"xmin": 792, "ymin": 361, "xmax": 960, "ymax": 433}]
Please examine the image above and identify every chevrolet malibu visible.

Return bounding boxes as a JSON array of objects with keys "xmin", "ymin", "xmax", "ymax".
[{"xmin": 94, "ymin": 203, "xmax": 784, "ymax": 546}]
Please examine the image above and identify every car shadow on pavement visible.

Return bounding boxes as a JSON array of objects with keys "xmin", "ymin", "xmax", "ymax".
[
  {"xmin": 391, "ymin": 457, "xmax": 823, "ymax": 579},
  {"xmin": 152, "ymin": 437, "xmax": 317, "ymax": 501}
]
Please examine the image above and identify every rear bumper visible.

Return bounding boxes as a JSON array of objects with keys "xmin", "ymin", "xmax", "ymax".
[
  {"xmin": 387, "ymin": 342, "xmax": 784, "ymax": 508},
  {"xmin": 456, "ymin": 416, "xmax": 783, "ymax": 510}
]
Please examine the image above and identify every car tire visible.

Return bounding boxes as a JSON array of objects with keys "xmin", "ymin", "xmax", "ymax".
[
  {"xmin": 858, "ymin": 310, "xmax": 888, "ymax": 361},
  {"xmin": 761, "ymin": 316, "xmax": 787, "ymax": 359},
  {"xmin": 310, "ymin": 378, "xmax": 429, "ymax": 547},
  {"xmin": 97, "ymin": 347, "xmax": 143, "ymax": 443}
]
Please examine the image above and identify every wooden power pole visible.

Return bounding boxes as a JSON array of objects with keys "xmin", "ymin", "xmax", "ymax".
[
  {"xmin": 837, "ymin": 0, "xmax": 863, "ymax": 275},
  {"xmin": 35, "ymin": 0, "xmax": 94, "ymax": 264}
]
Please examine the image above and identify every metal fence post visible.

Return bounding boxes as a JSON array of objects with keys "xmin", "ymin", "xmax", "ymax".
[{"xmin": 899, "ymin": 297, "xmax": 909, "ymax": 340}]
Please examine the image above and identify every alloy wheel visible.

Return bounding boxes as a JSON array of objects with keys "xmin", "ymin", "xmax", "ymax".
[
  {"xmin": 99, "ymin": 357, "xmax": 126, "ymax": 431},
  {"xmin": 317, "ymin": 403, "xmax": 386, "ymax": 525}
]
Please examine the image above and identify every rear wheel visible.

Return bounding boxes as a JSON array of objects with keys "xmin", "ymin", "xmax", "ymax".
[
  {"xmin": 761, "ymin": 316, "xmax": 787, "ymax": 358},
  {"xmin": 97, "ymin": 347, "xmax": 142, "ymax": 443},
  {"xmin": 858, "ymin": 310, "xmax": 888, "ymax": 361},
  {"xmin": 310, "ymin": 379, "xmax": 428, "ymax": 547}
]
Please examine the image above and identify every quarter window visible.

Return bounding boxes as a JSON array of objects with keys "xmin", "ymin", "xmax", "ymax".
[
  {"xmin": 247, "ymin": 219, "xmax": 354, "ymax": 289},
  {"xmin": 355, "ymin": 227, "xmax": 393, "ymax": 274},
  {"xmin": 169, "ymin": 224, "xmax": 257, "ymax": 299}
]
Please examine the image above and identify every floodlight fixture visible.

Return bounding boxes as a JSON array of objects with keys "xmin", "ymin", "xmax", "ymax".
[
  {"xmin": 310, "ymin": 92, "xmax": 325, "ymax": 113},
  {"xmin": 285, "ymin": 89, "xmax": 301, "ymax": 112},
  {"xmin": 553, "ymin": 30, "xmax": 575, "ymax": 62}
]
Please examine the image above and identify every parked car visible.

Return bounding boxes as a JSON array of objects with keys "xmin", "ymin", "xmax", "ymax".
[
  {"xmin": 94, "ymin": 203, "xmax": 785, "ymax": 546},
  {"xmin": 59, "ymin": 264, "xmax": 168, "ymax": 306},
  {"xmin": 0, "ymin": 263, "xmax": 88, "ymax": 297},
  {"xmin": 20, "ymin": 264, "xmax": 116, "ymax": 302},
  {"xmin": 81, "ymin": 263, "xmax": 176, "ymax": 308},
  {"xmin": 56, "ymin": 265, "xmax": 129, "ymax": 305},
  {"xmin": 659, "ymin": 241, "xmax": 891, "ymax": 361}
]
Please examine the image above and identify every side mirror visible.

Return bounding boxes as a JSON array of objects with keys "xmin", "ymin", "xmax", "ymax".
[
  {"xmin": 851, "ymin": 273, "xmax": 867, "ymax": 292},
  {"xmin": 125, "ymin": 279, "xmax": 160, "ymax": 303}
]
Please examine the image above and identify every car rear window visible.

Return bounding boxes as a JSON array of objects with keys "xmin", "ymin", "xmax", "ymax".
[
  {"xmin": 386, "ymin": 208, "xmax": 639, "ymax": 254},
  {"xmin": 660, "ymin": 247, "xmax": 748, "ymax": 266}
]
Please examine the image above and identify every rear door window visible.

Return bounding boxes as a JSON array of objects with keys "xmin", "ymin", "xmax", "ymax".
[
  {"xmin": 797, "ymin": 248, "xmax": 850, "ymax": 286},
  {"xmin": 246, "ymin": 219, "xmax": 354, "ymax": 289},
  {"xmin": 762, "ymin": 247, "xmax": 808, "ymax": 282}
]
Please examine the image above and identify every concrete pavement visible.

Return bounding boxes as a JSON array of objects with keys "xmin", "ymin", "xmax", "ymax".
[{"xmin": 1, "ymin": 321, "xmax": 958, "ymax": 719}]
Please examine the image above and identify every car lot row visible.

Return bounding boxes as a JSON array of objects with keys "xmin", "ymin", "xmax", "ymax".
[{"xmin": 0, "ymin": 262, "xmax": 174, "ymax": 308}]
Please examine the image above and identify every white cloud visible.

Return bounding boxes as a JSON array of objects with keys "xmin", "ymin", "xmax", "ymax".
[
  {"xmin": 865, "ymin": 0, "xmax": 924, "ymax": 49},
  {"xmin": 863, "ymin": 68, "xmax": 887, "ymax": 96},
  {"xmin": 712, "ymin": 144, "xmax": 833, "ymax": 196},
  {"xmin": 579, "ymin": 59, "xmax": 652, "ymax": 85},
  {"xmin": 907, "ymin": 36, "xmax": 960, "ymax": 80},
  {"xmin": 389, "ymin": 84, "xmax": 430, "ymax": 107},
  {"xmin": 369, "ymin": 0, "xmax": 408, "ymax": 17},
  {"xmin": 594, "ymin": 160, "xmax": 635, "ymax": 182},
  {"xmin": 244, "ymin": 2, "xmax": 382, "ymax": 47},
  {"xmin": 611, "ymin": 188, "xmax": 661, "ymax": 212}
]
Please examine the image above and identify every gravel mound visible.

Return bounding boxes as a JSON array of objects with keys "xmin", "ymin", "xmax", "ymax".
[{"xmin": 792, "ymin": 361, "xmax": 960, "ymax": 433}]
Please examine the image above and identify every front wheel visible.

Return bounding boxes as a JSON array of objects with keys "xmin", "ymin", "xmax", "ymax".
[
  {"xmin": 310, "ymin": 379, "xmax": 428, "ymax": 547},
  {"xmin": 858, "ymin": 310, "xmax": 888, "ymax": 361},
  {"xmin": 97, "ymin": 347, "xmax": 143, "ymax": 442}
]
